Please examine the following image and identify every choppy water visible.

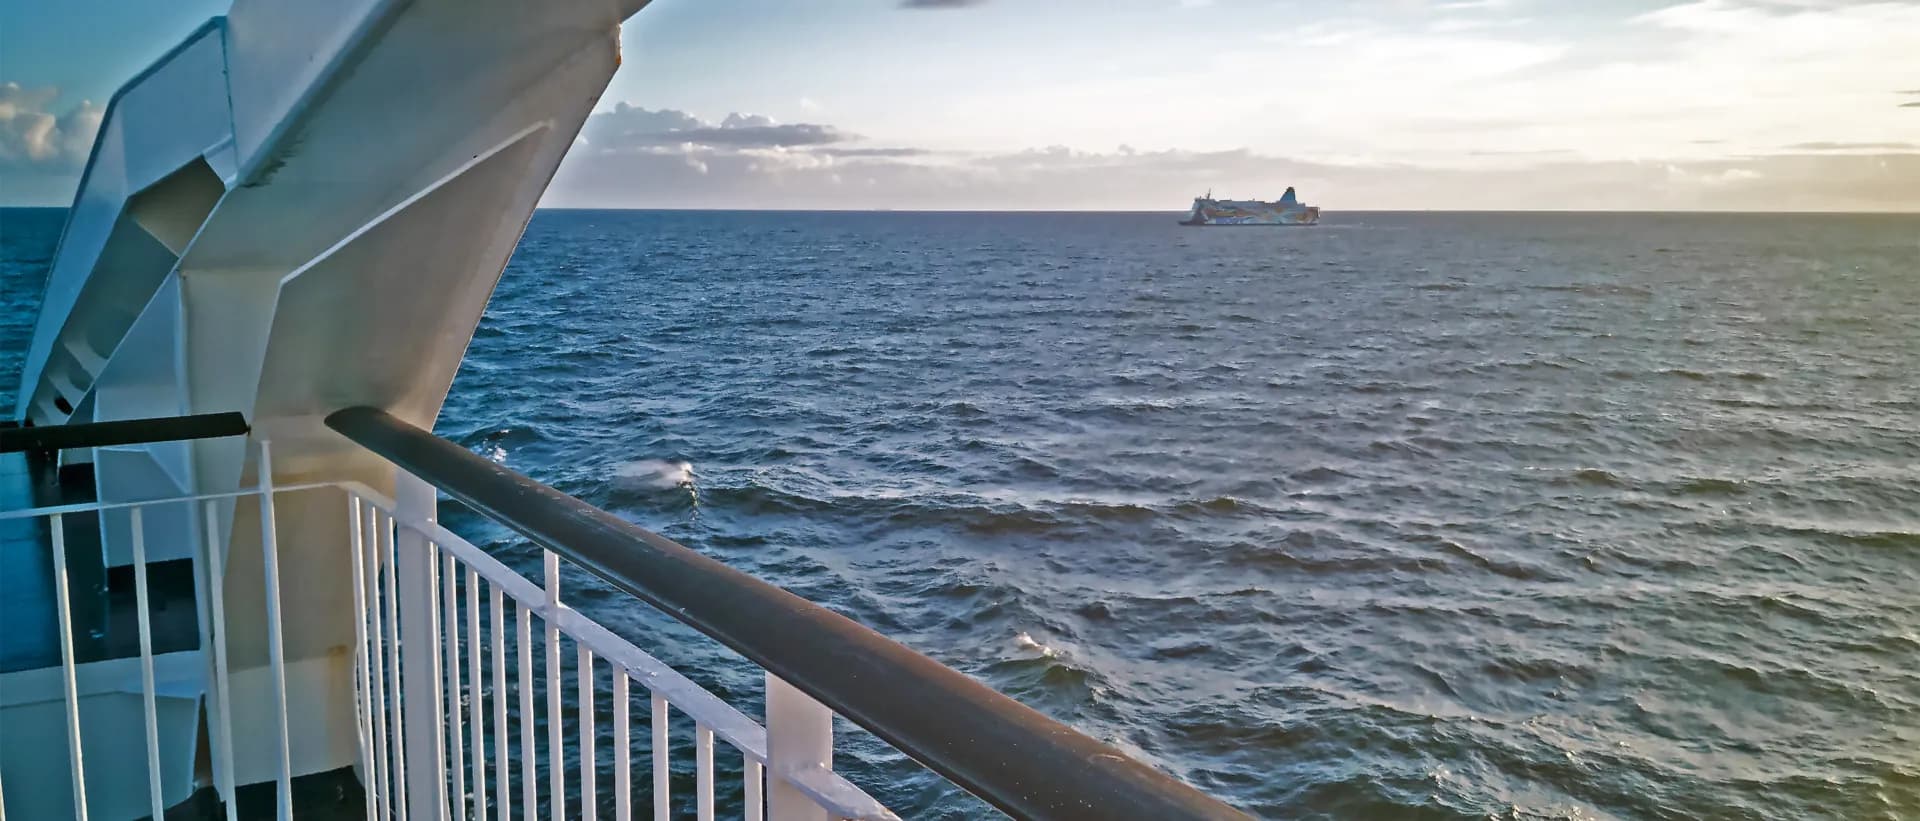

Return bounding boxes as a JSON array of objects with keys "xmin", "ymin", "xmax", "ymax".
[{"xmin": 5, "ymin": 208, "xmax": 1920, "ymax": 819}]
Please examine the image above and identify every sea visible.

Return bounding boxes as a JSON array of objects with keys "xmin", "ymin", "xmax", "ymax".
[{"xmin": 3, "ymin": 207, "xmax": 1918, "ymax": 820}]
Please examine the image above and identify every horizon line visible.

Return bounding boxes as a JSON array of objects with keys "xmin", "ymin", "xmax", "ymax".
[
  {"xmin": 2, "ymin": 204, "xmax": 1917, "ymax": 216},
  {"xmin": 532, "ymin": 207, "xmax": 1920, "ymax": 216}
]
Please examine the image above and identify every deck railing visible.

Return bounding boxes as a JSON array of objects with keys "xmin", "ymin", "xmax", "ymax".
[
  {"xmin": 0, "ymin": 409, "xmax": 1247, "ymax": 820},
  {"xmin": 342, "ymin": 468, "xmax": 897, "ymax": 821}
]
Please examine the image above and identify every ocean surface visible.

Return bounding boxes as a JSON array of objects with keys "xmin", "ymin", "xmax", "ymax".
[{"xmin": 4, "ymin": 207, "xmax": 1919, "ymax": 819}]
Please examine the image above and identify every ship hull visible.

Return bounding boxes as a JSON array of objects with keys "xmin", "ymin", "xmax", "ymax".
[
  {"xmin": 1178, "ymin": 219, "xmax": 1320, "ymax": 226},
  {"xmin": 1179, "ymin": 198, "xmax": 1320, "ymax": 226}
]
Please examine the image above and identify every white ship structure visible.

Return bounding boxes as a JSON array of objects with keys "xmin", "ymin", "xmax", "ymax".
[{"xmin": 1180, "ymin": 187, "xmax": 1321, "ymax": 226}]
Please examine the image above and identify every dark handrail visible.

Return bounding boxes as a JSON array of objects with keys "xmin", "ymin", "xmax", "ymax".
[
  {"xmin": 326, "ymin": 406, "xmax": 1247, "ymax": 820},
  {"xmin": 0, "ymin": 411, "xmax": 250, "ymax": 453}
]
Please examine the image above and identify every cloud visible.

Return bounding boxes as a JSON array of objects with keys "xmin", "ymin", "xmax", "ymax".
[
  {"xmin": 0, "ymin": 82, "xmax": 101, "ymax": 170},
  {"xmin": 548, "ymin": 110, "xmax": 1920, "ymax": 212},
  {"xmin": 814, "ymin": 147, "xmax": 932, "ymax": 158},
  {"xmin": 663, "ymin": 123, "xmax": 846, "ymax": 148},
  {"xmin": 1132, "ymin": 0, "xmax": 1916, "ymax": 167},
  {"xmin": 1784, "ymin": 141, "xmax": 1918, "ymax": 151},
  {"xmin": 579, "ymin": 104, "xmax": 854, "ymax": 151},
  {"xmin": 1467, "ymin": 148, "xmax": 1576, "ymax": 156},
  {"xmin": 1903, "ymin": 102, "xmax": 1920, "ymax": 108},
  {"xmin": 898, "ymin": 0, "xmax": 987, "ymax": 7}
]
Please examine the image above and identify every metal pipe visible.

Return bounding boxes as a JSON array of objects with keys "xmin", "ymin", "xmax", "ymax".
[
  {"xmin": 443, "ymin": 551, "xmax": 466, "ymax": 816},
  {"xmin": 256, "ymin": 442, "xmax": 294, "ymax": 821},
  {"xmin": 0, "ymin": 411, "xmax": 248, "ymax": 453},
  {"xmin": 325, "ymin": 405, "xmax": 1249, "ymax": 820},
  {"xmin": 516, "ymin": 604, "xmax": 535, "ymax": 821},
  {"xmin": 467, "ymin": 566, "xmax": 488, "ymax": 821},
  {"xmin": 132, "ymin": 507, "xmax": 165, "ymax": 820},
  {"xmin": 544, "ymin": 551, "xmax": 564, "ymax": 820},
  {"xmin": 613, "ymin": 671, "xmax": 632, "ymax": 821},
  {"xmin": 650, "ymin": 693, "xmax": 669, "ymax": 821},
  {"xmin": 579, "ymin": 646, "xmax": 597, "ymax": 821},
  {"xmin": 203, "ymin": 502, "xmax": 239, "ymax": 821},
  {"xmin": 490, "ymin": 585, "xmax": 510, "ymax": 819},
  {"xmin": 350, "ymin": 498, "xmax": 384, "ymax": 819},
  {"xmin": 50, "ymin": 515, "xmax": 90, "ymax": 821}
]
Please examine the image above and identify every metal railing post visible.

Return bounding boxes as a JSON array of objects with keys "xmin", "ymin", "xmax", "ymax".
[
  {"xmin": 50, "ymin": 514, "xmax": 89, "ymax": 821},
  {"xmin": 395, "ymin": 468, "xmax": 446, "ymax": 821},
  {"xmin": 765, "ymin": 674, "xmax": 832, "ymax": 821},
  {"xmin": 256, "ymin": 441, "xmax": 294, "ymax": 821}
]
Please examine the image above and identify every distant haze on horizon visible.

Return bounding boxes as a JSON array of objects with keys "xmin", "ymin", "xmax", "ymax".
[{"xmin": 2, "ymin": 0, "xmax": 1917, "ymax": 212}]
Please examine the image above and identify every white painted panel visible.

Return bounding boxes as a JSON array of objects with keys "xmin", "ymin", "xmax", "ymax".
[
  {"xmin": 0, "ymin": 691, "xmax": 201, "ymax": 821},
  {"xmin": 222, "ymin": 654, "xmax": 359, "ymax": 786},
  {"xmin": 0, "ymin": 652, "xmax": 205, "ymax": 821},
  {"xmin": 93, "ymin": 274, "xmax": 196, "ymax": 566},
  {"xmin": 223, "ymin": 0, "xmax": 389, "ymax": 173},
  {"xmin": 115, "ymin": 27, "xmax": 232, "ymax": 194},
  {"xmin": 95, "ymin": 452, "xmax": 194, "ymax": 566}
]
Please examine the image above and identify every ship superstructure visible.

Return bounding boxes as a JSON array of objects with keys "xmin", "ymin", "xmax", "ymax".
[{"xmin": 1180, "ymin": 186, "xmax": 1320, "ymax": 226}]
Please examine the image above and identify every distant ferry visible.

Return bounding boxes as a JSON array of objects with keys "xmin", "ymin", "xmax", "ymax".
[{"xmin": 1180, "ymin": 187, "xmax": 1320, "ymax": 226}]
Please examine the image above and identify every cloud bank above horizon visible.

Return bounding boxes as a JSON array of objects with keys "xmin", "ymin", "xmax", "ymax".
[
  {"xmin": 2, "ymin": 0, "xmax": 1916, "ymax": 211},
  {"xmin": 545, "ymin": 102, "xmax": 1918, "ymax": 212}
]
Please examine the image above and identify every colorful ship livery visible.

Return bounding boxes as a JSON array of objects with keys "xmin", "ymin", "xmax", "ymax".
[{"xmin": 1180, "ymin": 186, "xmax": 1320, "ymax": 226}]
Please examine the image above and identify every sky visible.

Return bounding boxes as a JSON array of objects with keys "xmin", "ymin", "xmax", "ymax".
[{"xmin": 2, "ymin": 0, "xmax": 1917, "ymax": 210}]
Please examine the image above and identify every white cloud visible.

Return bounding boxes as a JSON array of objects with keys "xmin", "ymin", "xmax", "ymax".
[
  {"xmin": 548, "ymin": 113, "xmax": 1920, "ymax": 212},
  {"xmin": 580, "ymin": 103, "xmax": 852, "ymax": 151},
  {"xmin": 0, "ymin": 82, "xmax": 101, "ymax": 170},
  {"xmin": 870, "ymin": 0, "xmax": 1917, "ymax": 171}
]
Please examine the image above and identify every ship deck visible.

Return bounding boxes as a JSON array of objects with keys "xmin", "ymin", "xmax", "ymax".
[{"xmin": 0, "ymin": 451, "xmax": 200, "ymax": 675}]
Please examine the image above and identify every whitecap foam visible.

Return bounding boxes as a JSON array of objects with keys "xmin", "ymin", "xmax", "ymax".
[
  {"xmin": 616, "ymin": 459, "xmax": 700, "ymax": 511},
  {"xmin": 1014, "ymin": 631, "xmax": 1058, "ymax": 658},
  {"xmin": 616, "ymin": 459, "xmax": 695, "ymax": 489}
]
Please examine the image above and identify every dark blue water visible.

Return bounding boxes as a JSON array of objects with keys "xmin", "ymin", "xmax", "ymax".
[{"xmin": 6, "ymin": 208, "xmax": 1919, "ymax": 819}]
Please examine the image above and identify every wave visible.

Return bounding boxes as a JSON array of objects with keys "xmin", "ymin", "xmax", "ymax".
[
  {"xmin": 1558, "ymin": 468, "xmax": 1627, "ymax": 487},
  {"xmin": 1674, "ymin": 476, "xmax": 1746, "ymax": 495},
  {"xmin": 1528, "ymin": 283, "xmax": 1654, "ymax": 298}
]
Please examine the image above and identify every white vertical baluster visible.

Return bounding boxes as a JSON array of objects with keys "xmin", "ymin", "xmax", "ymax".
[
  {"xmin": 431, "ymin": 544, "xmax": 450, "ymax": 814},
  {"xmin": 743, "ymin": 758, "xmax": 763, "ymax": 821},
  {"xmin": 695, "ymin": 724, "xmax": 714, "ymax": 821},
  {"xmin": 468, "ymin": 567, "xmax": 488, "ymax": 821},
  {"xmin": 346, "ymin": 497, "xmax": 375, "ymax": 821},
  {"xmin": 131, "ymin": 506, "xmax": 165, "ymax": 820},
  {"xmin": 545, "ymin": 551, "xmax": 564, "ymax": 820},
  {"xmin": 517, "ymin": 603, "xmax": 536, "ymax": 821},
  {"xmin": 50, "ymin": 514, "xmax": 89, "ymax": 821},
  {"xmin": 361, "ymin": 506, "xmax": 392, "ymax": 818},
  {"xmin": 579, "ymin": 646, "xmax": 597, "ymax": 821},
  {"xmin": 256, "ymin": 441, "xmax": 294, "ymax": 821},
  {"xmin": 613, "ymin": 671, "xmax": 631, "ymax": 821},
  {"xmin": 203, "ymin": 502, "xmax": 239, "ymax": 821},
  {"xmin": 381, "ymin": 512, "xmax": 408, "ymax": 821},
  {"xmin": 445, "ymin": 552, "xmax": 467, "ymax": 816},
  {"xmin": 490, "ymin": 586, "xmax": 509, "ymax": 819},
  {"xmin": 395, "ymin": 469, "xmax": 445, "ymax": 820},
  {"xmin": 765, "ymin": 675, "xmax": 832, "ymax": 821},
  {"xmin": 651, "ymin": 693, "xmax": 669, "ymax": 821}
]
